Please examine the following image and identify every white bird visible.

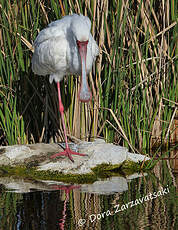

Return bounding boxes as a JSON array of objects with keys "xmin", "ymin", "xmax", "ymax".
[{"xmin": 32, "ymin": 14, "xmax": 99, "ymax": 162}]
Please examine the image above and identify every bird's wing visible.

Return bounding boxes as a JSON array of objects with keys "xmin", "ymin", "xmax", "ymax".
[
  {"xmin": 33, "ymin": 14, "xmax": 74, "ymax": 47},
  {"xmin": 32, "ymin": 32, "xmax": 68, "ymax": 79},
  {"xmin": 33, "ymin": 25, "xmax": 63, "ymax": 46}
]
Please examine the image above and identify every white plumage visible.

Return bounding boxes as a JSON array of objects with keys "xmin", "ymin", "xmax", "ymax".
[
  {"xmin": 31, "ymin": 14, "xmax": 99, "ymax": 162},
  {"xmin": 32, "ymin": 14, "xmax": 99, "ymax": 83}
]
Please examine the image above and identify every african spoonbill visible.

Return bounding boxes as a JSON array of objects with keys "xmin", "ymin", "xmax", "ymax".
[{"xmin": 32, "ymin": 14, "xmax": 99, "ymax": 162}]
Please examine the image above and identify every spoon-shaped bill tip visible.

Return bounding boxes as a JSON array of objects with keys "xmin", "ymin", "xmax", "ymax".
[{"xmin": 78, "ymin": 85, "xmax": 92, "ymax": 102}]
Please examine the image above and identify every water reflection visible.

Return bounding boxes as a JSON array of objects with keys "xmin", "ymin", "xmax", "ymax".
[{"xmin": 0, "ymin": 161, "xmax": 177, "ymax": 230}]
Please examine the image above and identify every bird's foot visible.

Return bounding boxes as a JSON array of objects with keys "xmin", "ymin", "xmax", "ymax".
[{"xmin": 50, "ymin": 147, "xmax": 86, "ymax": 162}]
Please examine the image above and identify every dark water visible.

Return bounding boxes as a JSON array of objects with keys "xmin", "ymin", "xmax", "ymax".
[{"xmin": 0, "ymin": 160, "xmax": 177, "ymax": 230}]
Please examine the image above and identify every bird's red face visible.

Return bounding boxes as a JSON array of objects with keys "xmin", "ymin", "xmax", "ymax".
[{"xmin": 77, "ymin": 40, "xmax": 92, "ymax": 102}]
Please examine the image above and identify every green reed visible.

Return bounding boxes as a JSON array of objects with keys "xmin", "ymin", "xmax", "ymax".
[{"xmin": 0, "ymin": 0, "xmax": 177, "ymax": 155}]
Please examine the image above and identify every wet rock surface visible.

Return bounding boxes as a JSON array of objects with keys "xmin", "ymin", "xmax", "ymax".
[
  {"xmin": 0, "ymin": 173, "xmax": 147, "ymax": 194},
  {"xmin": 0, "ymin": 139, "xmax": 149, "ymax": 175}
]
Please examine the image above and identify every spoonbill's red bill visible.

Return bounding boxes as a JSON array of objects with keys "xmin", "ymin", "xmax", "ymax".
[{"xmin": 32, "ymin": 14, "xmax": 99, "ymax": 162}]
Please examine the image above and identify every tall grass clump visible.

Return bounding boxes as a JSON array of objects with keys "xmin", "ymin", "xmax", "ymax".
[{"xmin": 0, "ymin": 0, "xmax": 177, "ymax": 154}]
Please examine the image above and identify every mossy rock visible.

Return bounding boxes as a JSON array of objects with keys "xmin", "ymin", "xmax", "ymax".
[{"xmin": 0, "ymin": 159, "xmax": 151, "ymax": 184}]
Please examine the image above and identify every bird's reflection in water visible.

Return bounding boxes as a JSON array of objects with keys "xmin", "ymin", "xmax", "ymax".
[{"xmin": 50, "ymin": 185, "xmax": 81, "ymax": 230}]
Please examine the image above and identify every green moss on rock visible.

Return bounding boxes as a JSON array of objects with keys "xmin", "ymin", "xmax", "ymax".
[
  {"xmin": 0, "ymin": 159, "xmax": 151, "ymax": 184},
  {"xmin": 0, "ymin": 165, "xmax": 97, "ymax": 184}
]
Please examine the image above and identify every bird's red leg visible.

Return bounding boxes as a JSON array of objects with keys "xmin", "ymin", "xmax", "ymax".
[{"xmin": 50, "ymin": 82, "xmax": 85, "ymax": 162}]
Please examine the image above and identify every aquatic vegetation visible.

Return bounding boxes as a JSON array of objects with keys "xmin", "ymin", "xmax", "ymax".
[
  {"xmin": 0, "ymin": 157, "xmax": 151, "ymax": 184},
  {"xmin": 0, "ymin": 0, "xmax": 177, "ymax": 156}
]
